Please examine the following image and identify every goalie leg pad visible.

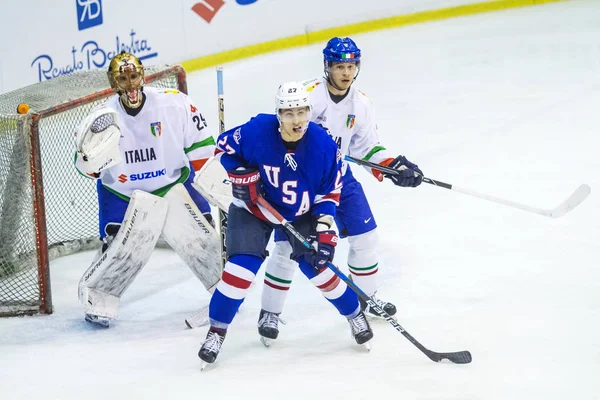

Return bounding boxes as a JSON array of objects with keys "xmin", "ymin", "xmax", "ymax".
[
  {"xmin": 162, "ymin": 183, "xmax": 221, "ymax": 293},
  {"xmin": 184, "ymin": 177, "xmax": 211, "ymax": 214},
  {"xmin": 78, "ymin": 190, "xmax": 168, "ymax": 318},
  {"xmin": 80, "ymin": 288, "xmax": 121, "ymax": 319}
]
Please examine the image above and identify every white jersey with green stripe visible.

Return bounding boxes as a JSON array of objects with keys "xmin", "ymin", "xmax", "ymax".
[
  {"xmin": 302, "ymin": 77, "xmax": 392, "ymax": 176},
  {"xmin": 75, "ymin": 87, "xmax": 216, "ymax": 199}
]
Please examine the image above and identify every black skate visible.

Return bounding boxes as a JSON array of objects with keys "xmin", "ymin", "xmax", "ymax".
[
  {"xmin": 348, "ymin": 311, "xmax": 373, "ymax": 350},
  {"xmin": 359, "ymin": 294, "xmax": 397, "ymax": 318},
  {"xmin": 257, "ymin": 309, "xmax": 286, "ymax": 347},
  {"xmin": 198, "ymin": 327, "xmax": 227, "ymax": 369}
]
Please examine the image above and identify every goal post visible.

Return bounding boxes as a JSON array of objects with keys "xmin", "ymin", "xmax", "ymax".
[{"xmin": 0, "ymin": 65, "xmax": 187, "ymax": 316}]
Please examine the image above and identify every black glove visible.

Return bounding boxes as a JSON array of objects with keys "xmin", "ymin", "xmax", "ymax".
[
  {"xmin": 227, "ymin": 167, "xmax": 265, "ymax": 204},
  {"xmin": 307, "ymin": 215, "xmax": 338, "ymax": 269},
  {"xmin": 385, "ymin": 155, "xmax": 423, "ymax": 187},
  {"xmin": 308, "ymin": 230, "xmax": 338, "ymax": 269}
]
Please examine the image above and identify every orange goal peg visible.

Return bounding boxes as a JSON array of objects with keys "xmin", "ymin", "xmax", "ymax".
[{"xmin": 17, "ymin": 103, "xmax": 30, "ymax": 114}]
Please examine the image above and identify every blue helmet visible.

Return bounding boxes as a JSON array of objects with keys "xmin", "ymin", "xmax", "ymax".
[
  {"xmin": 323, "ymin": 37, "xmax": 361, "ymax": 87},
  {"xmin": 323, "ymin": 37, "xmax": 361, "ymax": 63}
]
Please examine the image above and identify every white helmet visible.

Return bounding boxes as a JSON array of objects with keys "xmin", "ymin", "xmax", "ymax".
[{"xmin": 275, "ymin": 81, "xmax": 311, "ymax": 114}]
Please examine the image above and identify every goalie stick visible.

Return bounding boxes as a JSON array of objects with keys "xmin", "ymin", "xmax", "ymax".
[
  {"xmin": 185, "ymin": 67, "xmax": 228, "ymax": 329},
  {"xmin": 216, "ymin": 67, "xmax": 228, "ymax": 272},
  {"xmin": 345, "ymin": 155, "xmax": 591, "ymax": 218},
  {"xmin": 256, "ymin": 196, "xmax": 472, "ymax": 364}
]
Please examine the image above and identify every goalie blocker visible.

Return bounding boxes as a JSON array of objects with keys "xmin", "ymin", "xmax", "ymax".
[{"xmin": 79, "ymin": 184, "xmax": 221, "ymax": 325}]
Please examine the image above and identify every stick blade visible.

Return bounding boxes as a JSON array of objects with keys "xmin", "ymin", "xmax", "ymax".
[
  {"xmin": 185, "ymin": 306, "xmax": 209, "ymax": 329},
  {"xmin": 548, "ymin": 184, "xmax": 591, "ymax": 218},
  {"xmin": 428, "ymin": 350, "xmax": 472, "ymax": 364}
]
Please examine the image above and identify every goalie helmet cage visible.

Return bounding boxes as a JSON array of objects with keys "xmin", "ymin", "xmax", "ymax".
[{"xmin": 0, "ymin": 65, "xmax": 187, "ymax": 316}]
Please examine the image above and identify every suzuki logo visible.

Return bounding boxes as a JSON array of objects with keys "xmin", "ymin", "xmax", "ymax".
[{"xmin": 118, "ymin": 169, "xmax": 167, "ymax": 183}]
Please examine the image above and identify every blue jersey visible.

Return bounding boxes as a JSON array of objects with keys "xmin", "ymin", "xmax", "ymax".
[{"xmin": 217, "ymin": 114, "xmax": 342, "ymax": 222}]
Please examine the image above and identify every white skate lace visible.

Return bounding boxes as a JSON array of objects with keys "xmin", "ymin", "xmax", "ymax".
[
  {"xmin": 349, "ymin": 313, "xmax": 369, "ymax": 335},
  {"xmin": 365, "ymin": 296, "xmax": 388, "ymax": 313},
  {"xmin": 203, "ymin": 331, "xmax": 224, "ymax": 354},
  {"xmin": 373, "ymin": 296, "xmax": 388, "ymax": 308},
  {"xmin": 258, "ymin": 311, "xmax": 286, "ymax": 330}
]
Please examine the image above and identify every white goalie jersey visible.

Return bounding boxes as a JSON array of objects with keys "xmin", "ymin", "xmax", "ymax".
[
  {"xmin": 302, "ymin": 77, "xmax": 393, "ymax": 177},
  {"xmin": 74, "ymin": 87, "xmax": 216, "ymax": 199}
]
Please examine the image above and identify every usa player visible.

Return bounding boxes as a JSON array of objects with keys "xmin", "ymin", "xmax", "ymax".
[
  {"xmin": 74, "ymin": 52, "xmax": 220, "ymax": 327},
  {"xmin": 258, "ymin": 38, "xmax": 424, "ymax": 342},
  {"xmin": 197, "ymin": 82, "xmax": 373, "ymax": 367}
]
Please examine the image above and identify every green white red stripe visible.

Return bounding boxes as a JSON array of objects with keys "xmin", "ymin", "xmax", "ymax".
[
  {"xmin": 341, "ymin": 53, "xmax": 355, "ymax": 59},
  {"xmin": 264, "ymin": 272, "xmax": 292, "ymax": 291},
  {"xmin": 348, "ymin": 263, "xmax": 379, "ymax": 277}
]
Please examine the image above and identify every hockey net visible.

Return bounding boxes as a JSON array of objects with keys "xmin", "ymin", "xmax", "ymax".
[{"xmin": 0, "ymin": 65, "xmax": 187, "ymax": 316}]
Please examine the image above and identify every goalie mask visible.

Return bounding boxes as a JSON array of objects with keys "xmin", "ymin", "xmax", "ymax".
[{"xmin": 108, "ymin": 51, "xmax": 145, "ymax": 109}]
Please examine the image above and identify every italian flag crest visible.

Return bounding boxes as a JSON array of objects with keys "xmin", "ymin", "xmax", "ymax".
[
  {"xmin": 150, "ymin": 121, "xmax": 162, "ymax": 137},
  {"xmin": 346, "ymin": 114, "xmax": 356, "ymax": 129}
]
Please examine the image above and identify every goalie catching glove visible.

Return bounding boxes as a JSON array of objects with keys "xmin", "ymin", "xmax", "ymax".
[
  {"xmin": 75, "ymin": 107, "xmax": 122, "ymax": 175},
  {"xmin": 308, "ymin": 214, "xmax": 338, "ymax": 270}
]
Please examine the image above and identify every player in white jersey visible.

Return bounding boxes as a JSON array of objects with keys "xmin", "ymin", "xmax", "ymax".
[
  {"xmin": 74, "ymin": 52, "xmax": 221, "ymax": 327},
  {"xmin": 257, "ymin": 37, "xmax": 424, "ymax": 343}
]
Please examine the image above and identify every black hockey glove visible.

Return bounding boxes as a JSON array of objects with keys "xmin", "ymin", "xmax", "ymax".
[
  {"xmin": 308, "ymin": 215, "xmax": 338, "ymax": 269},
  {"xmin": 227, "ymin": 167, "xmax": 265, "ymax": 204},
  {"xmin": 385, "ymin": 155, "xmax": 424, "ymax": 187}
]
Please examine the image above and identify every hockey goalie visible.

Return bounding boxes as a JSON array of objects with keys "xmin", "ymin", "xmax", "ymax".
[{"xmin": 73, "ymin": 51, "xmax": 221, "ymax": 328}]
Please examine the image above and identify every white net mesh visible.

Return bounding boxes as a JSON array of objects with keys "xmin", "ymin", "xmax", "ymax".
[{"xmin": 0, "ymin": 65, "xmax": 186, "ymax": 315}]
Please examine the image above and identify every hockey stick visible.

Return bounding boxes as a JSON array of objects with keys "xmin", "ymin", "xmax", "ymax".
[
  {"xmin": 216, "ymin": 66, "xmax": 228, "ymax": 270},
  {"xmin": 345, "ymin": 155, "xmax": 590, "ymax": 218},
  {"xmin": 184, "ymin": 67, "xmax": 229, "ymax": 329},
  {"xmin": 256, "ymin": 196, "xmax": 472, "ymax": 364}
]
